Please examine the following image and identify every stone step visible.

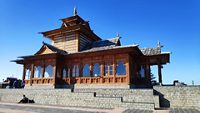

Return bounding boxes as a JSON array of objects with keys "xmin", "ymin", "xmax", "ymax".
[{"xmin": 74, "ymin": 89, "xmax": 154, "ymax": 96}]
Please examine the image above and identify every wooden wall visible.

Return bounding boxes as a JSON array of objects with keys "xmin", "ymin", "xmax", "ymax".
[
  {"xmin": 79, "ymin": 33, "xmax": 92, "ymax": 51},
  {"xmin": 53, "ymin": 32, "xmax": 78, "ymax": 53}
]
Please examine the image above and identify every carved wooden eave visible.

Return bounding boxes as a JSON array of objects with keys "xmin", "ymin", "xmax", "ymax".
[{"xmin": 143, "ymin": 53, "xmax": 170, "ymax": 65}]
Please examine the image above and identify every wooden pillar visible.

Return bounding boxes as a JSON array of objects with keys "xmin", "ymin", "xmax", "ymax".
[
  {"xmin": 100, "ymin": 62, "xmax": 104, "ymax": 83},
  {"xmin": 158, "ymin": 62, "xmax": 162, "ymax": 84},
  {"xmin": 126, "ymin": 55, "xmax": 131, "ymax": 84},
  {"xmin": 89, "ymin": 63, "xmax": 93, "ymax": 84},
  {"xmin": 146, "ymin": 64, "xmax": 151, "ymax": 85},
  {"xmin": 22, "ymin": 65, "xmax": 26, "ymax": 81},
  {"xmin": 113, "ymin": 57, "xmax": 116, "ymax": 83},
  {"xmin": 126, "ymin": 62, "xmax": 130, "ymax": 84},
  {"xmin": 53, "ymin": 65, "xmax": 57, "ymax": 86},
  {"xmin": 41, "ymin": 64, "xmax": 45, "ymax": 83},
  {"xmin": 90, "ymin": 63, "xmax": 93, "ymax": 77},
  {"xmin": 30, "ymin": 64, "xmax": 34, "ymax": 86},
  {"xmin": 69, "ymin": 66, "xmax": 72, "ymax": 84}
]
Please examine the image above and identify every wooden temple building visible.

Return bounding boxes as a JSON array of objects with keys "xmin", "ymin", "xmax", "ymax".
[{"xmin": 14, "ymin": 9, "xmax": 170, "ymax": 88}]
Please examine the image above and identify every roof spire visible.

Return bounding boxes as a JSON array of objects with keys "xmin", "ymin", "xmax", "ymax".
[
  {"xmin": 157, "ymin": 40, "xmax": 163, "ymax": 48},
  {"xmin": 73, "ymin": 7, "xmax": 77, "ymax": 16},
  {"xmin": 116, "ymin": 32, "xmax": 121, "ymax": 39},
  {"xmin": 117, "ymin": 32, "xmax": 120, "ymax": 37}
]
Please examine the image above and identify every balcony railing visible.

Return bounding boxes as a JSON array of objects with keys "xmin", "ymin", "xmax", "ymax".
[{"xmin": 25, "ymin": 75, "xmax": 127, "ymax": 85}]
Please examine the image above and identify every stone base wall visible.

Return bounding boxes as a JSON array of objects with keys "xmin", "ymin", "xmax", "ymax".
[
  {"xmin": 25, "ymin": 84, "xmax": 55, "ymax": 89},
  {"xmin": 0, "ymin": 88, "xmax": 156, "ymax": 110},
  {"xmin": 153, "ymin": 86, "xmax": 200, "ymax": 110}
]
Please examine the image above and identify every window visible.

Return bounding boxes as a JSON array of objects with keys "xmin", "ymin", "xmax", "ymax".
[
  {"xmin": 34, "ymin": 66, "xmax": 42, "ymax": 78},
  {"xmin": 56, "ymin": 68, "xmax": 62, "ymax": 78},
  {"xmin": 72, "ymin": 65, "xmax": 79, "ymax": 77},
  {"xmin": 139, "ymin": 66, "xmax": 145, "ymax": 78},
  {"xmin": 83, "ymin": 64, "xmax": 90, "ymax": 77},
  {"xmin": 63, "ymin": 68, "xmax": 67, "ymax": 78},
  {"xmin": 93, "ymin": 63, "xmax": 100, "ymax": 77},
  {"xmin": 44, "ymin": 65, "xmax": 53, "ymax": 78},
  {"xmin": 116, "ymin": 61, "xmax": 126, "ymax": 75},
  {"xmin": 67, "ymin": 67, "xmax": 71, "ymax": 77},
  {"xmin": 25, "ymin": 69, "xmax": 31, "ymax": 80},
  {"xmin": 105, "ymin": 63, "xmax": 113, "ymax": 76}
]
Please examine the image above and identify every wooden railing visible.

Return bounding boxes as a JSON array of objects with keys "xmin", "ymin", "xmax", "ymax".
[
  {"xmin": 25, "ymin": 80, "xmax": 30, "ymax": 84},
  {"xmin": 25, "ymin": 76, "xmax": 127, "ymax": 85},
  {"xmin": 70, "ymin": 75, "xmax": 127, "ymax": 84},
  {"xmin": 25, "ymin": 78, "xmax": 53, "ymax": 85}
]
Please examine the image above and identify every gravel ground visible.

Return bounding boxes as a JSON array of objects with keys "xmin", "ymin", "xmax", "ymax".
[{"xmin": 0, "ymin": 104, "xmax": 105, "ymax": 113}]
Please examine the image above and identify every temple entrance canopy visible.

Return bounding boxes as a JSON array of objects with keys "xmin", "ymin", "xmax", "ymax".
[{"xmin": 13, "ymin": 9, "xmax": 170, "ymax": 88}]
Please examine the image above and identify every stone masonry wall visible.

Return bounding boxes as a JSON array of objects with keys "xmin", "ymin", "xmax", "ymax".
[
  {"xmin": 0, "ymin": 89, "xmax": 155, "ymax": 110},
  {"xmin": 154, "ymin": 86, "xmax": 200, "ymax": 110}
]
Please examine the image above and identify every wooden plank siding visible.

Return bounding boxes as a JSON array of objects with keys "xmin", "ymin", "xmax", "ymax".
[
  {"xmin": 53, "ymin": 33, "xmax": 78, "ymax": 53},
  {"xmin": 79, "ymin": 33, "xmax": 92, "ymax": 51}
]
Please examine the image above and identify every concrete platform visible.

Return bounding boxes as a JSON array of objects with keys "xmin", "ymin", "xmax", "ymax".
[{"xmin": 0, "ymin": 102, "xmax": 199, "ymax": 113}]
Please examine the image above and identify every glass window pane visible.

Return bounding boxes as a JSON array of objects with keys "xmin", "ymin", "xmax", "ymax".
[
  {"xmin": 93, "ymin": 63, "xmax": 100, "ymax": 77},
  {"xmin": 63, "ymin": 68, "xmax": 67, "ymax": 78},
  {"xmin": 44, "ymin": 65, "xmax": 53, "ymax": 78},
  {"xmin": 25, "ymin": 69, "xmax": 31, "ymax": 80},
  {"xmin": 76, "ymin": 65, "xmax": 79, "ymax": 77},
  {"xmin": 117, "ymin": 61, "xmax": 126, "ymax": 75},
  {"xmin": 139, "ymin": 66, "xmax": 145, "ymax": 78},
  {"xmin": 109, "ymin": 65, "xmax": 113, "ymax": 76},
  {"xmin": 83, "ymin": 64, "xmax": 90, "ymax": 77},
  {"xmin": 67, "ymin": 68, "xmax": 70, "ymax": 77},
  {"xmin": 72, "ymin": 65, "xmax": 76, "ymax": 77},
  {"xmin": 34, "ymin": 66, "xmax": 42, "ymax": 78},
  {"xmin": 105, "ymin": 64, "xmax": 109, "ymax": 76},
  {"xmin": 72, "ymin": 65, "xmax": 79, "ymax": 77}
]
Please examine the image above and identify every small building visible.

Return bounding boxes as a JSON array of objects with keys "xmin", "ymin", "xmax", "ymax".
[{"xmin": 14, "ymin": 9, "xmax": 170, "ymax": 88}]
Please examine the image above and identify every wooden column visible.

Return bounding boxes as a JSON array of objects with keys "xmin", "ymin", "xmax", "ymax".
[
  {"xmin": 90, "ymin": 63, "xmax": 93, "ymax": 84},
  {"xmin": 22, "ymin": 65, "xmax": 26, "ymax": 81},
  {"xmin": 113, "ymin": 57, "xmax": 116, "ymax": 83},
  {"xmin": 158, "ymin": 62, "xmax": 162, "ymax": 85},
  {"xmin": 41, "ymin": 64, "xmax": 45, "ymax": 84},
  {"xmin": 146, "ymin": 64, "xmax": 151, "ymax": 85},
  {"xmin": 69, "ymin": 66, "xmax": 72, "ymax": 84},
  {"xmin": 126, "ymin": 56, "xmax": 131, "ymax": 84},
  {"xmin": 30, "ymin": 64, "xmax": 34, "ymax": 86},
  {"xmin": 100, "ymin": 62, "xmax": 104, "ymax": 83},
  {"xmin": 53, "ymin": 65, "xmax": 57, "ymax": 86}
]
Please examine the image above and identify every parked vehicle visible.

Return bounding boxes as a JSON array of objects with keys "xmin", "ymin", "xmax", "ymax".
[{"xmin": 0, "ymin": 77, "xmax": 24, "ymax": 88}]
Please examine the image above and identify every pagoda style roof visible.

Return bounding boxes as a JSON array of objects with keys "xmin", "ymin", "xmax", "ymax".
[{"xmin": 41, "ymin": 15, "xmax": 101, "ymax": 41}]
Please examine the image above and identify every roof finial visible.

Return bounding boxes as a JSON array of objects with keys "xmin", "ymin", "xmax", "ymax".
[
  {"xmin": 117, "ymin": 32, "xmax": 120, "ymax": 37},
  {"xmin": 157, "ymin": 40, "xmax": 163, "ymax": 48},
  {"xmin": 73, "ymin": 6, "xmax": 77, "ymax": 16}
]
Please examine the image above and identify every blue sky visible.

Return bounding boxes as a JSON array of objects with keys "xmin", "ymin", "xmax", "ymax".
[{"xmin": 0, "ymin": 0, "xmax": 200, "ymax": 85}]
